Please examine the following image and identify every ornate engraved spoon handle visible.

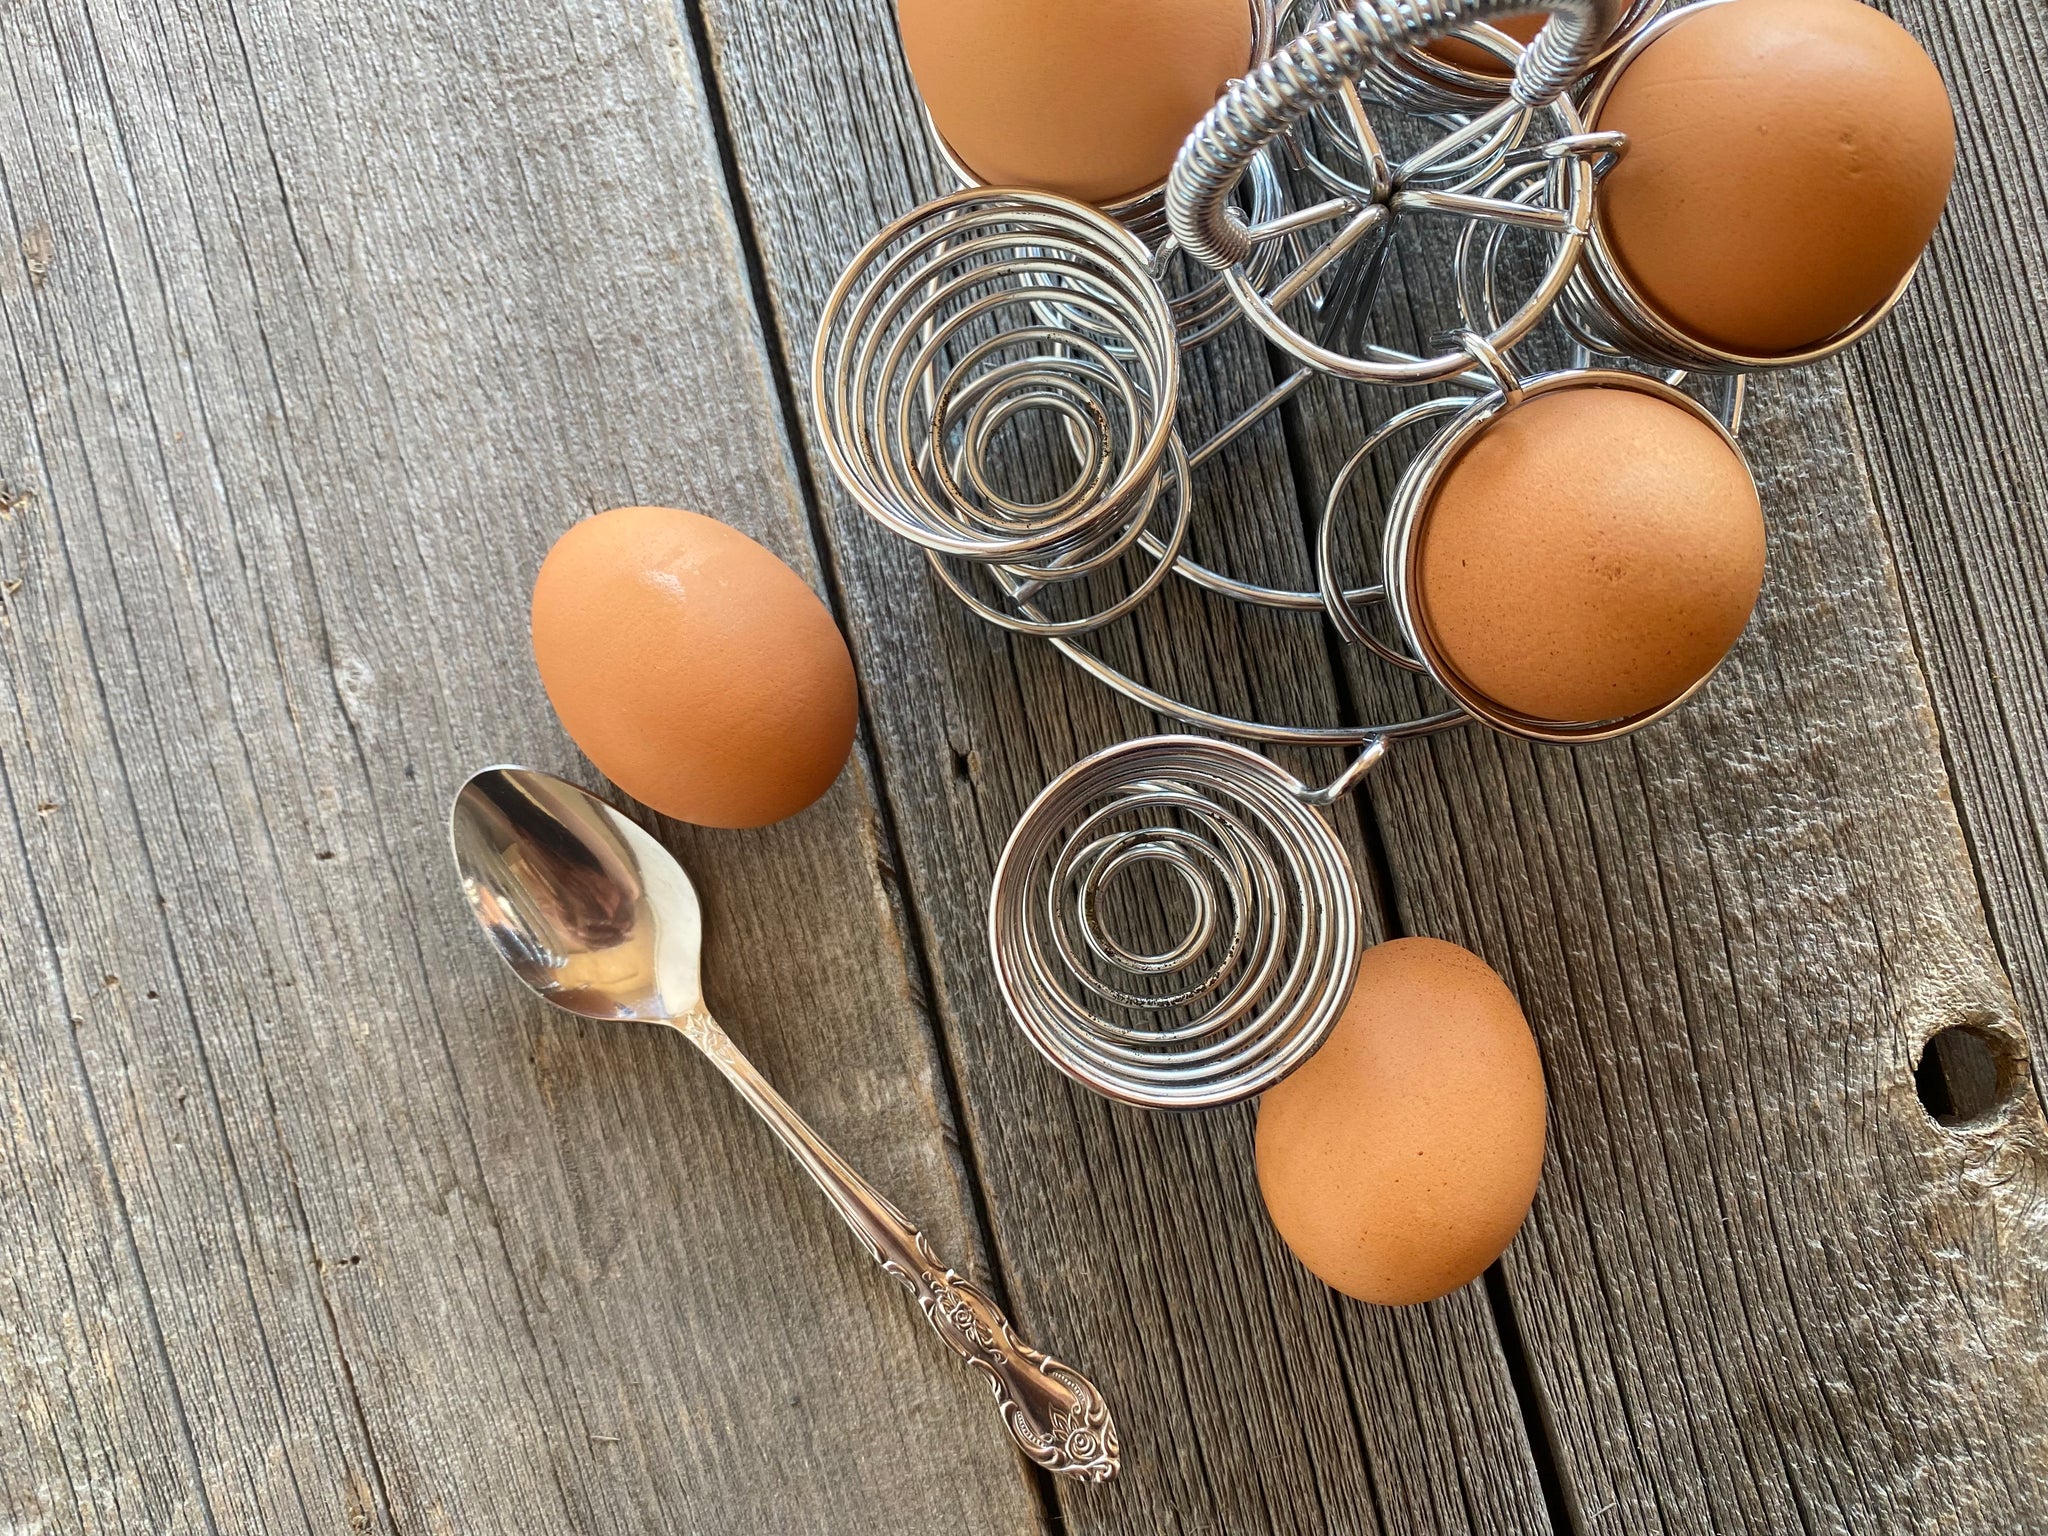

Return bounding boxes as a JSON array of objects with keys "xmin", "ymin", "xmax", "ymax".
[{"xmin": 669, "ymin": 1008, "xmax": 1119, "ymax": 1482}]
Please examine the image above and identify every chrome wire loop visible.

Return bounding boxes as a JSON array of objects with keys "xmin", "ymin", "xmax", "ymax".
[
  {"xmin": 793, "ymin": 0, "xmax": 1925, "ymax": 1113},
  {"xmin": 1376, "ymin": 367, "xmax": 1752, "ymax": 745},
  {"xmin": 992, "ymin": 153, "xmax": 1288, "ymax": 355},
  {"xmin": 1556, "ymin": 0, "xmax": 1914, "ymax": 375},
  {"xmin": 990, "ymin": 735, "xmax": 1362, "ymax": 1109},
  {"xmin": 1168, "ymin": 0, "xmax": 1620, "ymax": 272},
  {"xmin": 1139, "ymin": 152, "xmax": 1290, "ymax": 351},
  {"xmin": 1152, "ymin": 0, "xmax": 1618, "ymax": 386},
  {"xmin": 918, "ymin": 1, "xmax": 1284, "ymax": 352},
  {"xmin": 1315, "ymin": 395, "xmax": 1472, "ymax": 666},
  {"xmin": 813, "ymin": 190, "xmax": 1188, "ymax": 634},
  {"xmin": 1223, "ymin": 94, "xmax": 1605, "ymax": 384}
]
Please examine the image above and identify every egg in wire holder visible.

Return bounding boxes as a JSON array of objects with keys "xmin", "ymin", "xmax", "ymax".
[
  {"xmin": 1553, "ymin": 0, "xmax": 1931, "ymax": 375},
  {"xmin": 978, "ymin": 335, "xmax": 1760, "ymax": 1111},
  {"xmin": 919, "ymin": 0, "xmax": 1287, "ymax": 351},
  {"xmin": 813, "ymin": 0, "xmax": 1911, "ymax": 1110}
]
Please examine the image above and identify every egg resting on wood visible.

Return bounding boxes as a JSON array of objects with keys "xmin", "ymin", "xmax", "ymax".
[
  {"xmin": 897, "ymin": 0, "xmax": 1255, "ymax": 206},
  {"xmin": 531, "ymin": 505, "xmax": 858, "ymax": 829},
  {"xmin": 1255, "ymin": 939, "xmax": 1546, "ymax": 1307}
]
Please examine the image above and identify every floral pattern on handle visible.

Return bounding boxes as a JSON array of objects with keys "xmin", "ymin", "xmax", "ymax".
[
  {"xmin": 882, "ymin": 1233, "xmax": 1119, "ymax": 1483},
  {"xmin": 672, "ymin": 1007, "xmax": 1118, "ymax": 1482}
]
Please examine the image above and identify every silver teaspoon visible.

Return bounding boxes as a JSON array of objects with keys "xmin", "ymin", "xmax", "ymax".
[{"xmin": 449, "ymin": 765, "xmax": 1118, "ymax": 1481}]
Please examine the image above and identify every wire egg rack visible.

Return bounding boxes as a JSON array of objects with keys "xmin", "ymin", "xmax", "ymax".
[{"xmin": 812, "ymin": 0, "xmax": 1928, "ymax": 1110}]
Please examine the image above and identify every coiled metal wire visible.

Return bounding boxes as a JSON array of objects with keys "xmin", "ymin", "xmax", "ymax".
[
  {"xmin": 917, "ymin": 0, "xmax": 1287, "ymax": 351},
  {"xmin": 1168, "ymin": 0, "xmax": 1620, "ymax": 272},
  {"xmin": 1556, "ymin": 0, "xmax": 1916, "ymax": 375},
  {"xmin": 813, "ymin": 190, "xmax": 1189, "ymax": 634},
  {"xmin": 990, "ymin": 736, "xmax": 1363, "ymax": 1109},
  {"xmin": 1278, "ymin": 0, "xmax": 1664, "ymax": 119}
]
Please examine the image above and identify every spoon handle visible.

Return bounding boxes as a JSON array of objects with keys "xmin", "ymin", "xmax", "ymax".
[{"xmin": 670, "ymin": 1007, "xmax": 1119, "ymax": 1482}]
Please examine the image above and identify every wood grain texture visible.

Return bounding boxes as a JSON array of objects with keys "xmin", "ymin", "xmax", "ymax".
[
  {"xmin": 0, "ymin": 1, "xmax": 1039, "ymax": 1531},
  {"xmin": 686, "ymin": 3, "xmax": 1565, "ymax": 1533},
  {"xmin": 1844, "ymin": 0, "xmax": 2048, "ymax": 1100},
  {"xmin": 1323, "ymin": 371, "xmax": 2048, "ymax": 1534},
  {"xmin": 1271, "ymin": 23, "xmax": 2048, "ymax": 1526},
  {"xmin": 1249, "ymin": 188, "xmax": 2047, "ymax": 1536},
  {"xmin": 695, "ymin": 5, "xmax": 2048, "ymax": 1536},
  {"xmin": 5, "ymin": 0, "xmax": 2046, "ymax": 1530}
]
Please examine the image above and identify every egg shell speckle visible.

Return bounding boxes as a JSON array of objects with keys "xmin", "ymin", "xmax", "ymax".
[
  {"xmin": 1596, "ymin": 0, "xmax": 1956, "ymax": 356},
  {"xmin": 531, "ymin": 505, "xmax": 858, "ymax": 830},
  {"xmin": 1415, "ymin": 386, "xmax": 1766, "ymax": 726},
  {"xmin": 1255, "ymin": 938, "xmax": 1546, "ymax": 1307},
  {"xmin": 897, "ymin": 0, "xmax": 1253, "ymax": 205}
]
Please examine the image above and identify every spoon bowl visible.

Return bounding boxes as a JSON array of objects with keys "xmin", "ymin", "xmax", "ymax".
[{"xmin": 453, "ymin": 765, "xmax": 703, "ymax": 1022}]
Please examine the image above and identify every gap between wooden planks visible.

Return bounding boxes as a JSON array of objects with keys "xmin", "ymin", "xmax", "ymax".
[
  {"xmin": 0, "ymin": 0, "xmax": 1041, "ymax": 1531},
  {"xmin": 688, "ymin": 0, "xmax": 2048, "ymax": 1531},
  {"xmin": 0, "ymin": 0, "xmax": 2039, "ymax": 1530}
]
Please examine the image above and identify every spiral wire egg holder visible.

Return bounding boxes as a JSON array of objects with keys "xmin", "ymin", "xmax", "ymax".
[
  {"xmin": 813, "ymin": 0, "xmax": 1925, "ymax": 1109},
  {"xmin": 1550, "ymin": 0, "xmax": 1929, "ymax": 373}
]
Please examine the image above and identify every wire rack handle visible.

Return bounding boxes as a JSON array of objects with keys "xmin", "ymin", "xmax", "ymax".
[{"xmin": 1168, "ymin": 0, "xmax": 1623, "ymax": 271}]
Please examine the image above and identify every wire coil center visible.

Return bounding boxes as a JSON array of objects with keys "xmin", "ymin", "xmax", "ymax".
[{"xmin": 991, "ymin": 737, "xmax": 1363, "ymax": 1109}]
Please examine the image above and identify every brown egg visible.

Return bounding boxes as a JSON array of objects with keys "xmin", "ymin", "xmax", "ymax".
[
  {"xmin": 1596, "ymin": 0, "xmax": 1956, "ymax": 356},
  {"xmin": 531, "ymin": 505, "xmax": 858, "ymax": 829},
  {"xmin": 1426, "ymin": 11, "xmax": 1546, "ymax": 76},
  {"xmin": 1415, "ymin": 386, "xmax": 1765, "ymax": 726},
  {"xmin": 1255, "ymin": 939, "xmax": 1545, "ymax": 1306},
  {"xmin": 897, "ymin": 0, "xmax": 1254, "ymax": 205}
]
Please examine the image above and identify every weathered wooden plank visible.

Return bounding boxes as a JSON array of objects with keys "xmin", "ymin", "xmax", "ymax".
[
  {"xmin": 1843, "ymin": 0, "xmax": 2048, "ymax": 1091},
  {"xmin": 688, "ymin": 3, "xmax": 1565, "ymax": 1533},
  {"xmin": 699, "ymin": 4, "xmax": 2048, "ymax": 1536},
  {"xmin": 1270, "ymin": 13, "xmax": 2048, "ymax": 1531},
  {"xmin": 1340, "ymin": 372, "xmax": 2048, "ymax": 1532},
  {"xmin": 0, "ymin": 0, "xmax": 1040, "ymax": 1530}
]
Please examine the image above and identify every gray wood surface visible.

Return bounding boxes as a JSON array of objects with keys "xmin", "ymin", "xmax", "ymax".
[
  {"xmin": 1849, "ymin": 0, "xmax": 2048, "ymax": 1079},
  {"xmin": 2, "ymin": 0, "xmax": 2044, "ymax": 1533},
  {"xmin": 0, "ymin": 1, "xmax": 1037, "ymax": 1530},
  {"xmin": 691, "ymin": 2, "xmax": 1591, "ymax": 1530}
]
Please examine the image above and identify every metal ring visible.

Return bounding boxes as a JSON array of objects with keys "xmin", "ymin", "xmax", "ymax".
[
  {"xmin": 1316, "ymin": 396, "xmax": 1473, "ymax": 663},
  {"xmin": 1167, "ymin": 28, "xmax": 1611, "ymax": 385},
  {"xmin": 1380, "ymin": 369, "xmax": 1759, "ymax": 743},
  {"xmin": 813, "ymin": 190, "xmax": 1180, "ymax": 607},
  {"xmin": 918, "ymin": 0, "xmax": 1286, "ymax": 351},
  {"xmin": 1560, "ymin": 0, "xmax": 1923, "ymax": 373},
  {"xmin": 927, "ymin": 432, "xmax": 1195, "ymax": 637},
  {"xmin": 1283, "ymin": 0, "xmax": 1667, "ymax": 117},
  {"xmin": 989, "ymin": 735, "xmax": 1362, "ymax": 1109},
  {"xmin": 1453, "ymin": 329, "xmax": 1524, "ymax": 404}
]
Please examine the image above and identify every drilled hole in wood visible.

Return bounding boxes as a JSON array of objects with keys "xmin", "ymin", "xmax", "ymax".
[{"xmin": 1914, "ymin": 1024, "xmax": 2019, "ymax": 1127}]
